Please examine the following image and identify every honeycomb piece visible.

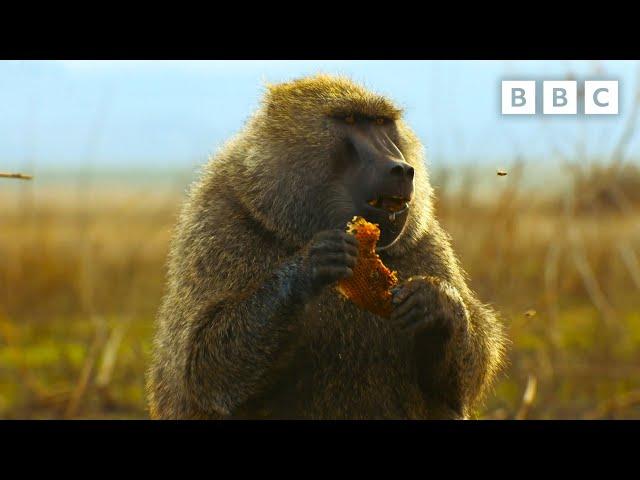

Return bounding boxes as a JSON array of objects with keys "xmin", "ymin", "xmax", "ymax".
[{"xmin": 336, "ymin": 216, "xmax": 399, "ymax": 318}]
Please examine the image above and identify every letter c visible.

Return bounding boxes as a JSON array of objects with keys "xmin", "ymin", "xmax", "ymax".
[{"xmin": 594, "ymin": 88, "xmax": 609, "ymax": 107}]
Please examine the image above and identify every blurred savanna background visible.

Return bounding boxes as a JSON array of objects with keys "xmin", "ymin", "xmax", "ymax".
[{"xmin": 1, "ymin": 60, "xmax": 639, "ymax": 419}]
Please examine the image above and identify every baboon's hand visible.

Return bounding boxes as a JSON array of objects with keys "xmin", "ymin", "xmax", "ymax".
[
  {"xmin": 300, "ymin": 229, "xmax": 359, "ymax": 295},
  {"xmin": 390, "ymin": 276, "xmax": 469, "ymax": 338}
]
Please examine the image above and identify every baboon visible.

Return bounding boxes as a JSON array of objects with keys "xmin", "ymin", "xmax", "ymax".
[{"xmin": 147, "ymin": 74, "xmax": 506, "ymax": 419}]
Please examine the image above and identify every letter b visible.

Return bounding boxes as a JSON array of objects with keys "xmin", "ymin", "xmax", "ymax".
[
  {"xmin": 553, "ymin": 88, "xmax": 568, "ymax": 107},
  {"xmin": 543, "ymin": 81, "xmax": 577, "ymax": 114},
  {"xmin": 512, "ymin": 88, "xmax": 527, "ymax": 107},
  {"xmin": 502, "ymin": 81, "xmax": 536, "ymax": 115}
]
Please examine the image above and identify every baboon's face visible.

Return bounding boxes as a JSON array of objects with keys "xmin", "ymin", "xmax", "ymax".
[
  {"xmin": 247, "ymin": 77, "xmax": 425, "ymax": 249},
  {"xmin": 328, "ymin": 112, "xmax": 415, "ymax": 249}
]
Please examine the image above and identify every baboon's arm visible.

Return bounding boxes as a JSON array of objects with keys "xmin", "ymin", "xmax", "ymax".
[
  {"xmin": 186, "ymin": 257, "xmax": 304, "ymax": 415},
  {"xmin": 183, "ymin": 229, "xmax": 357, "ymax": 417},
  {"xmin": 392, "ymin": 226, "xmax": 505, "ymax": 418},
  {"xmin": 414, "ymin": 294, "xmax": 504, "ymax": 419},
  {"xmin": 183, "ymin": 256, "xmax": 309, "ymax": 417}
]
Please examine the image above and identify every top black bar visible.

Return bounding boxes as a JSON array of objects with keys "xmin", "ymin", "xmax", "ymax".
[{"xmin": 1, "ymin": 18, "xmax": 638, "ymax": 60}]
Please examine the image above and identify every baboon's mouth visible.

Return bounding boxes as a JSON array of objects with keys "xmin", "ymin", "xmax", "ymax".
[
  {"xmin": 366, "ymin": 195, "xmax": 411, "ymax": 214},
  {"xmin": 358, "ymin": 193, "xmax": 412, "ymax": 249}
]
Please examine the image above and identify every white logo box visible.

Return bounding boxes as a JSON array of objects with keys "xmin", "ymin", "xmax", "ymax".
[{"xmin": 501, "ymin": 80, "xmax": 618, "ymax": 115}]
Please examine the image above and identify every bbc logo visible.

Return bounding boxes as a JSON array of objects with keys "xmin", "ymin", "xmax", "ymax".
[{"xmin": 501, "ymin": 80, "xmax": 619, "ymax": 115}]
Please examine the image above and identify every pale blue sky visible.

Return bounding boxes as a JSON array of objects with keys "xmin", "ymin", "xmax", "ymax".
[{"xmin": 2, "ymin": 60, "xmax": 639, "ymax": 173}]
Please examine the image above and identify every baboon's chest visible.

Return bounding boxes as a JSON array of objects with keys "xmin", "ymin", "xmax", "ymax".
[
  {"xmin": 250, "ymin": 290, "xmax": 428, "ymax": 419},
  {"xmin": 233, "ymin": 248, "xmax": 429, "ymax": 418}
]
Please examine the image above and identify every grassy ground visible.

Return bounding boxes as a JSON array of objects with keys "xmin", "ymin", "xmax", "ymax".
[{"xmin": 1, "ymin": 164, "xmax": 639, "ymax": 419}]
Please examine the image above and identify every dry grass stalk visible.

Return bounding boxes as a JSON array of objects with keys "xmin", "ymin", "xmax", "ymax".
[
  {"xmin": 95, "ymin": 324, "xmax": 127, "ymax": 388},
  {"xmin": 515, "ymin": 375, "xmax": 538, "ymax": 420},
  {"xmin": 617, "ymin": 242, "xmax": 640, "ymax": 291},
  {"xmin": 543, "ymin": 241, "xmax": 562, "ymax": 352},
  {"xmin": 64, "ymin": 316, "xmax": 108, "ymax": 418},
  {"xmin": 0, "ymin": 172, "xmax": 33, "ymax": 180},
  {"xmin": 571, "ymin": 248, "xmax": 617, "ymax": 328}
]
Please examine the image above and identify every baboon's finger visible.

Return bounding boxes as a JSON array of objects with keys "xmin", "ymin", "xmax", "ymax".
[
  {"xmin": 391, "ymin": 290, "xmax": 425, "ymax": 320},
  {"xmin": 310, "ymin": 240, "xmax": 358, "ymax": 257},
  {"xmin": 393, "ymin": 304, "xmax": 426, "ymax": 329},
  {"xmin": 392, "ymin": 279, "xmax": 423, "ymax": 305},
  {"xmin": 342, "ymin": 232, "xmax": 359, "ymax": 248},
  {"xmin": 315, "ymin": 230, "xmax": 358, "ymax": 247},
  {"xmin": 320, "ymin": 253, "xmax": 357, "ymax": 268},
  {"xmin": 315, "ymin": 265, "xmax": 353, "ymax": 282}
]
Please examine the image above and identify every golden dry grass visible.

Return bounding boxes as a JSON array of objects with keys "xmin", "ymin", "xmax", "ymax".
[{"xmin": 1, "ymin": 164, "xmax": 639, "ymax": 419}]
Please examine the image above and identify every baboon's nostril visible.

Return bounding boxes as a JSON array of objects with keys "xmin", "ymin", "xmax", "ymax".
[
  {"xmin": 390, "ymin": 165, "xmax": 405, "ymax": 177},
  {"xmin": 407, "ymin": 166, "xmax": 415, "ymax": 179},
  {"xmin": 389, "ymin": 163, "xmax": 414, "ymax": 179}
]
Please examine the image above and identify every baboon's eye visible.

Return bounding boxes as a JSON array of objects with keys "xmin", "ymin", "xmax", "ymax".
[
  {"xmin": 375, "ymin": 117, "xmax": 386, "ymax": 126},
  {"xmin": 344, "ymin": 114, "xmax": 355, "ymax": 125}
]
